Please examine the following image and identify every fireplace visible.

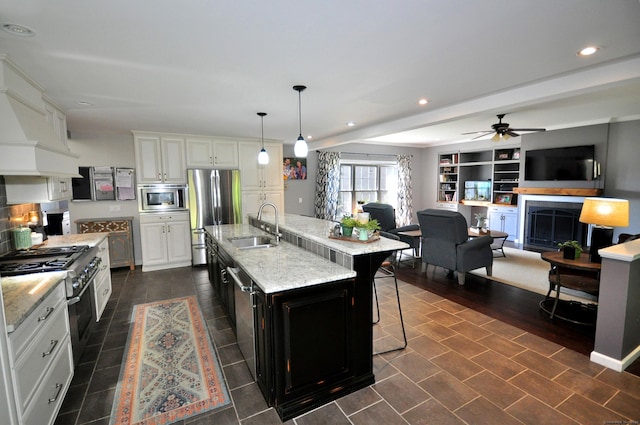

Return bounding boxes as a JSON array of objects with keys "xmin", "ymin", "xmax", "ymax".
[{"xmin": 518, "ymin": 195, "xmax": 589, "ymax": 252}]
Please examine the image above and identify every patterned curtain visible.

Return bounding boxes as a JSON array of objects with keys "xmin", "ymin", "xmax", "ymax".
[
  {"xmin": 314, "ymin": 151, "xmax": 341, "ymax": 220},
  {"xmin": 396, "ymin": 155, "xmax": 413, "ymax": 226}
]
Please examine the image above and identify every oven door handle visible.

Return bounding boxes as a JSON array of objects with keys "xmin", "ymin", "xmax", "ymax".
[{"xmin": 67, "ymin": 279, "xmax": 93, "ymax": 306}]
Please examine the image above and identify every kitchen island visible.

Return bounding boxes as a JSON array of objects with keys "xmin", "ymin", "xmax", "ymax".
[{"xmin": 206, "ymin": 214, "xmax": 407, "ymax": 421}]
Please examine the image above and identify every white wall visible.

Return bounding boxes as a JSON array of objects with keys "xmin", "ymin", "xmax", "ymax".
[{"xmin": 66, "ymin": 133, "xmax": 143, "ymax": 265}]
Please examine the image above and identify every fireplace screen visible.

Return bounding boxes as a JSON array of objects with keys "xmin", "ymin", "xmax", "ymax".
[{"xmin": 525, "ymin": 206, "xmax": 586, "ymax": 250}]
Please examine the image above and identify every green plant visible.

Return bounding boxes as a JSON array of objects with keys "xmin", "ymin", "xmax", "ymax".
[
  {"xmin": 558, "ymin": 240, "xmax": 582, "ymax": 251},
  {"xmin": 474, "ymin": 212, "xmax": 487, "ymax": 221},
  {"xmin": 356, "ymin": 218, "xmax": 380, "ymax": 231},
  {"xmin": 340, "ymin": 216, "xmax": 357, "ymax": 228}
]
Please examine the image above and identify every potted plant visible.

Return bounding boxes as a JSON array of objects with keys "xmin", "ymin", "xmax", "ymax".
[
  {"xmin": 355, "ymin": 218, "xmax": 380, "ymax": 241},
  {"xmin": 340, "ymin": 215, "xmax": 357, "ymax": 237},
  {"xmin": 558, "ymin": 240, "xmax": 582, "ymax": 259},
  {"xmin": 474, "ymin": 212, "xmax": 487, "ymax": 229}
]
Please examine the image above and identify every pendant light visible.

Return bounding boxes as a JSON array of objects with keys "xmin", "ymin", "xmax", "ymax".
[
  {"xmin": 257, "ymin": 112, "xmax": 269, "ymax": 165},
  {"xmin": 293, "ymin": 85, "xmax": 308, "ymax": 158}
]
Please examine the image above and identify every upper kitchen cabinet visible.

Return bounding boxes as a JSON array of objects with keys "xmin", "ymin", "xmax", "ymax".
[
  {"xmin": 186, "ymin": 136, "xmax": 238, "ymax": 168},
  {"xmin": 133, "ymin": 132, "xmax": 187, "ymax": 184},
  {"xmin": 5, "ymin": 175, "xmax": 72, "ymax": 204},
  {"xmin": 238, "ymin": 141, "xmax": 284, "ymax": 216},
  {"xmin": 0, "ymin": 55, "xmax": 78, "ymax": 177}
]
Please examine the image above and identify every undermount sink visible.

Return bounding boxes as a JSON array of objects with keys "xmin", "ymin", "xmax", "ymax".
[{"xmin": 229, "ymin": 236, "xmax": 275, "ymax": 250}]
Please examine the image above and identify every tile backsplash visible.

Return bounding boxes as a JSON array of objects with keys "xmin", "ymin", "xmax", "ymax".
[{"xmin": 0, "ymin": 176, "xmax": 40, "ymax": 255}]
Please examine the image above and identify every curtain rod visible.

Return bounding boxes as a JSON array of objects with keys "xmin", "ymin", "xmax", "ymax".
[{"xmin": 336, "ymin": 151, "xmax": 413, "ymax": 158}]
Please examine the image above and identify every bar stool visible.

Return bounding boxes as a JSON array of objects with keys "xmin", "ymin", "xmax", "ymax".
[{"xmin": 372, "ymin": 232, "xmax": 407, "ymax": 355}]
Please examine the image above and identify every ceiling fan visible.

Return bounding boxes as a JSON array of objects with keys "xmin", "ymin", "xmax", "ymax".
[{"xmin": 463, "ymin": 114, "xmax": 546, "ymax": 141}]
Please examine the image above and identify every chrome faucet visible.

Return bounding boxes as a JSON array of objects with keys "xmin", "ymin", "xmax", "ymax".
[{"xmin": 257, "ymin": 202, "xmax": 281, "ymax": 243}]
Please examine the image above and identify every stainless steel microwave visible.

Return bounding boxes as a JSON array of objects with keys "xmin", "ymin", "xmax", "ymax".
[{"xmin": 139, "ymin": 184, "xmax": 187, "ymax": 212}]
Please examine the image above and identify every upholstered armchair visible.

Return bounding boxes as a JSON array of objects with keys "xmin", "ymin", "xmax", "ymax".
[
  {"xmin": 362, "ymin": 203, "xmax": 420, "ymax": 256},
  {"xmin": 417, "ymin": 209, "xmax": 493, "ymax": 285}
]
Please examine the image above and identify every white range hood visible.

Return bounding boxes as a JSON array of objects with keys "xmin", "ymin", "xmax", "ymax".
[{"xmin": 0, "ymin": 55, "xmax": 79, "ymax": 177}]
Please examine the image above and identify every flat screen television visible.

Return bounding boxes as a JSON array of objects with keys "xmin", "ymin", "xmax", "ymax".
[{"xmin": 524, "ymin": 145, "xmax": 595, "ymax": 181}]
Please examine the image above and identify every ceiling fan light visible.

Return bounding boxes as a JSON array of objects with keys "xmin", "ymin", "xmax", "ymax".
[
  {"xmin": 503, "ymin": 133, "xmax": 511, "ymax": 141},
  {"xmin": 294, "ymin": 136, "xmax": 308, "ymax": 157},
  {"xmin": 491, "ymin": 133, "xmax": 501, "ymax": 142}
]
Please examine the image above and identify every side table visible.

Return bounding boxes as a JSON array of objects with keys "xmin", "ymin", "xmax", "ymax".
[
  {"xmin": 540, "ymin": 251, "xmax": 600, "ymax": 325},
  {"xmin": 467, "ymin": 228, "xmax": 508, "ymax": 257},
  {"xmin": 76, "ymin": 217, "xmax": 135, "ymax": 270}
]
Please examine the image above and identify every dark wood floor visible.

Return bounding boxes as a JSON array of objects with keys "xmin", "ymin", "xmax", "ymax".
[{"xmin": 395, "ymin": 261, "xmax": 640, "ymax": 377}]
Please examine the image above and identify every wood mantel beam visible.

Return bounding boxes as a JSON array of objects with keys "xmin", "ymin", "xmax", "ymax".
[{"xmin": 513, "ymin": 187, "xmax": 603, "ymax": 196}]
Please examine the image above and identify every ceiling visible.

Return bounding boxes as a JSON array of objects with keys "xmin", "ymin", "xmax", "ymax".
[{"xmin": 1, "ymin": 1, "xmax": 640, "ymax": 149}]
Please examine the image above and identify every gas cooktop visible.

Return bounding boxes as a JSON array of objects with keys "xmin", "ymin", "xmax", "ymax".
[{"xmin": 0, "ymin": 245, "xmax": 90, "ymax": 276}]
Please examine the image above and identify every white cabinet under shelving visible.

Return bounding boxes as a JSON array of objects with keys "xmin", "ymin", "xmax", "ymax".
[
  {"xmin": 93, "ymin": 238, "xmax": 112, "ymax": 321},
  {"xmin": 186, "ymin": 136, "xmax": 238, "ymax": 168},
  {"xmin": 133, "ymin": 132, "xmax": 187, "ymax": 184},
  {"xmin": 140, "ymin": 212, "xmax": 191, "ymax": 272},
  {"xmin": 238, "ymin": 141, "xmax": 284, "ymax": 218},
  {"xmin": 488, "ymin": 206, "xmax": 518, "ymax": 241}
]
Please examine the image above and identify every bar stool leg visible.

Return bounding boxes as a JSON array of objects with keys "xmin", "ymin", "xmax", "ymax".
[{"xmin": 373, "ymin": 261, "xmax": 408, "ymax": 355}]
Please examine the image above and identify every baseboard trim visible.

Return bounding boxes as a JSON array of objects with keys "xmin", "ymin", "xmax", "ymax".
[{"xmin": 590, "ymin": 345, "xmax": 640, "ymax": 372}]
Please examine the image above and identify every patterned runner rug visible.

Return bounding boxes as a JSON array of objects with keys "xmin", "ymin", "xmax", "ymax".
[{"xmin": 110, "ymin": 296, "xmax": 230, "ymax": 425}]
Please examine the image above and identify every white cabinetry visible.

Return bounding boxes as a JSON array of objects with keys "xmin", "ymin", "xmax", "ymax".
[
  {"xmin": 238, "ymin": 141, "xmax": 284, "ymax": 218},
  {"xmin": 140, "ymin": 212, "xmax": 191, "ymax": 272},
  {"xmin": 488, "ymin": 206, "xmax": 518, "ymax": 241},
  {"xmin": 93, "ymin": 238, "xmax": 112, "ymax": 321},
  {"xmin": 7, "ymin": 283, "xmax": 73, "ymax": 425},
  {"xmin": 4, "ymin": 176, "xmax": 72, "ymax": 204},
  {"xmin": 186, "ymin": 136, "xmax": 238, "ymax": 168},
  {"xmin": 43, "ymin": 98, "xmax": 69, "ymax": 149},
  {"xmin": 133, "ymin": 132, "xmax": 187, "ymax": 184}
]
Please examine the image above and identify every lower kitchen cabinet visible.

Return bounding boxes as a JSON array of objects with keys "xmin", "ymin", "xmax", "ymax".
[
  {"xmin": 254, "ymin": 278, "xmax": 357, "ymax": 421},
  {"xmin": 139, "ymin": 212, "xmax": 191, "ymax": 272},
  {"xmin": 93, "ymin": 238, "xmax": 112, "ymax": 321},
  {"xmin": 7, "ymin": 282, "xmax": 73, "ymax": 425}
]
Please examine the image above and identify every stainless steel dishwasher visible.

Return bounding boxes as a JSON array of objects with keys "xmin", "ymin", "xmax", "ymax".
[{"xmin": 228, "ymin": 266, "xmax": 256, "ymax": 380}]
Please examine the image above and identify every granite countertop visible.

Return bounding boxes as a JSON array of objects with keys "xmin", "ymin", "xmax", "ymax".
[
  {"xmin": 43, "ymin": 233, "xmax": 107, "ymax": 248},
  {"xmin": 2, "ymin": 271, "xmax": 66, "ymax": 333},
  {"xmin": 206, "ymin": 224, "xmax": 356, "ymax": 294},
  {"xmin": 251, "ymin": 213, "xmax": 409, "ymax": 255}
]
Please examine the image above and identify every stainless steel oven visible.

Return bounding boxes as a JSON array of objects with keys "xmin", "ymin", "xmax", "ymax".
[
  {"xmin": 139, "ymin": 184, "xmax": 187, "ymax": 212},
  {"xmin": 0, "ymin": 245, "xmax": 101, "ymax": 365}
]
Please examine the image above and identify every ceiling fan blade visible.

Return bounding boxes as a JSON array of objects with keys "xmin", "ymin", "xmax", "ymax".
[
  {"xmin": 472, "ymin": 132, "xmax": 492, "ymax": 140},
  {"xmin": 462, "ymin": 130, "xmax": 490, "ymax": 135},
  {"xmin": 510, "ymin": 128, "xmax": 546, "ymax": 132},
  {"xmin": 506, "ymin": 130, "xmax": 520, "ymax": 138}
]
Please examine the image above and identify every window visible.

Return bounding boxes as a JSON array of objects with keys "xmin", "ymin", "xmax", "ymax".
[{"xmin": 337, "ymin": 162, "xmax": 398, "ymax": 217}]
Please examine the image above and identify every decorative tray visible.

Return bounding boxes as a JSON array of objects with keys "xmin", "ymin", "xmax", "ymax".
[{"xmin": 328, "ymin": 233, "xmax": 380, "ymax": 244}]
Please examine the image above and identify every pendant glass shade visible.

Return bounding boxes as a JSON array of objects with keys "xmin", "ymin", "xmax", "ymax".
[
  {"xmin": 294, "ymin": 135, "xmax": 308, "ymax": 157},
  {"xmin": 257, "ymin": 112, "xmax": 269, "ymax": 165},
  {"xmin": 293, "ymin": 85, "xmax": 308, "ymax": 158}
]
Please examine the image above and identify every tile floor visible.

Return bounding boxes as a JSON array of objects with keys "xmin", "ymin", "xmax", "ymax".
[{"xmin": 54, "ymin": 266, "xmax": 640, "ymax": 425}]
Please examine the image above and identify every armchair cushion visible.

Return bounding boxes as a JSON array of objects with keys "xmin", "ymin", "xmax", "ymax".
[{"xmin": 363, "ymin": 203, "xmax": 420, "ymax": 251}]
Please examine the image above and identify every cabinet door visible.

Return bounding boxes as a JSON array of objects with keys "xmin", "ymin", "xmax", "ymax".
[
  {"xmin": 254, "ymin": 288, "xmax": 270, "ymax": 401},
  {"xmin": 186, "ymin": 137, "xmax": 214, "ymax": 168},
  {"xmin": 272, "ymin": 281, "xmax": 355, "ymax": 404},
  {"xmin": 166, "ymin": 220, "xmax": 192, "ymax": 263},
  {"xmin": 238, "ymin": 141, "xmax": 262, "ymax": 191},
  {"xmin": 140, "ymin": 221, "xmax": 169, "ymax": 266},
  {"xmin": 108, "ymin": 232, "xmax": 132, "ymax": 268},
  {"xmin": 161, "ymin": 136, "xmax": 186, "ymax": 183},
  {"xmin": 263, "ymin": 191, "xmax": 284, "ymax": 214},
  {"xmin": 263, "ymin": 142, "xmax": 283, "ymax": 191},
  {"xmin": 241, "ymin": 192, "xmax": 263, "ymax": 219},
  {"xmin": 212, "ymin": 139, "xmax": 239, "ymax": 168},
  {"xmin": 135, "ymin": 135, "xmax": 163, "ymax": 183},
  {"xmin": 48, "ymin": 177, "xmax": 72, "ymax": 201}
]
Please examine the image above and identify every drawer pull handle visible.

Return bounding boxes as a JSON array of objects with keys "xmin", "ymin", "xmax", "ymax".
[
  {"xmin": 43, "ymin": 339, "xmax": 59, "ymax": 357},
  {"xmin": 48, "ymin": 383, "xmax": 63, "ymax": 404},
  {"xmin": 37, "ymin": 307, "xmax": 55, "ymax": 322}
]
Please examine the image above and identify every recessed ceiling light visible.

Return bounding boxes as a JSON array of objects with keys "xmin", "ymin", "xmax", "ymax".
[
  {"xmin": 346, "ymin": 121, "xmax": 356, "ymax": 127},
  {"xmin": 418, "ymin": 98, "xmax": 428, "ymax": 105},
  {"xmin": 2, "ymin": 24, "xmax": 35, "ymax": 37},
  {"xmin": 75, "ymin": 100, "xmax": 94, "ymax": 106},
  {"xmin": 577, "ymin": 46, "xmax": 599, "ymax": 56},
  {"xmin": 307, "ymin": 135, "xmax": 313, "ymax": 140}
]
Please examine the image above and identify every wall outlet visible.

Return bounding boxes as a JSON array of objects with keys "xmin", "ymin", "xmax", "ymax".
[
  {"xmin": 109, "ymin": 205, "xmax": 121, "ymax": 212},
  {"xmin": 298, "ymin": 197, "xmax": 303, "ymax": 204}
]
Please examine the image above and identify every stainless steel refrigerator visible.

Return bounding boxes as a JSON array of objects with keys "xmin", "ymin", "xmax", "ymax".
[{"xmin": 188, "ymin": 169, "xmax": 242, "ymax": 265}]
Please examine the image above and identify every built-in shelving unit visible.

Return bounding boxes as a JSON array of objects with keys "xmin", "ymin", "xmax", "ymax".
[
  {"xmin": 436, "ymin": 146, "xmax": 522, "ymax": 206},
  {"xmin": 438, "ymin": 153, "xmax": 458, "ymax": 203}
]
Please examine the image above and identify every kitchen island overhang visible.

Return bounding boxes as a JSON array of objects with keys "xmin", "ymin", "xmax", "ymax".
[{"xmin": 206, "ymin": 215, "xmax": 407, "ymax": 421}]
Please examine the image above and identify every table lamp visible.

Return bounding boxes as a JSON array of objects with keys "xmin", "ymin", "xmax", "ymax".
[{"xmin": 579, "ymin": 197, "xmax": 629, "ymax": 263}]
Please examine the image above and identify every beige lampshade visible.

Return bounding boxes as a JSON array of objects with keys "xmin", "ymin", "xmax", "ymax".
[{"xmin": 579, "ymin": 197, "xmax": 629, "ymax": 227}]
